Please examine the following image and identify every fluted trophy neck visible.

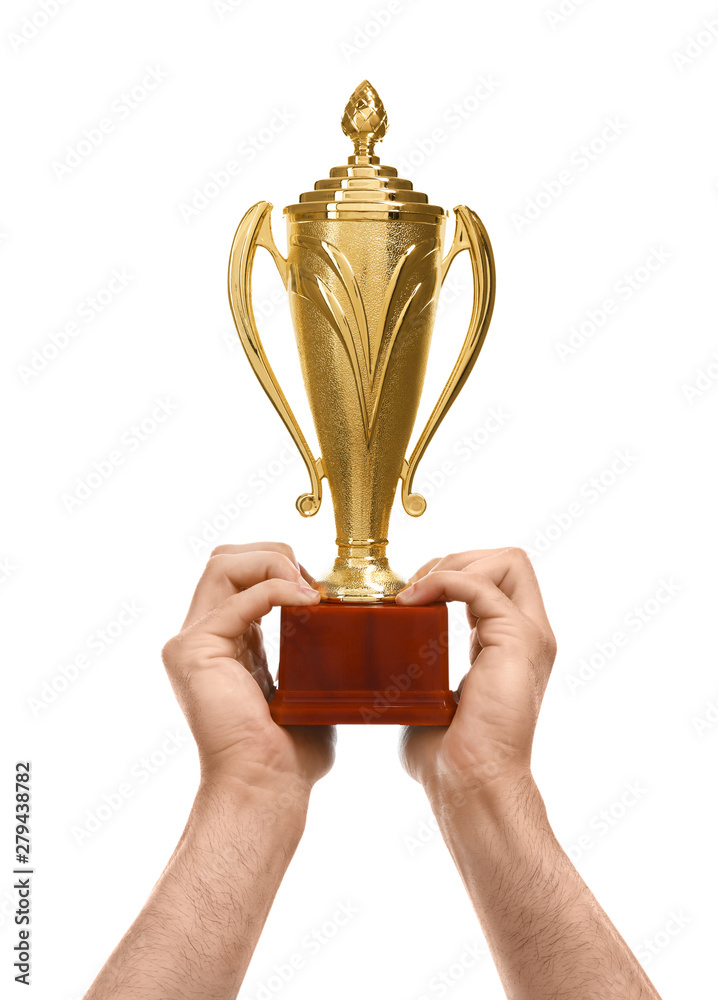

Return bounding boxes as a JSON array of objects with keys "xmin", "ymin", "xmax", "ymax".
[{"xmin": 284, "ymin": 80, "xmax": 447, "ymax": 223}]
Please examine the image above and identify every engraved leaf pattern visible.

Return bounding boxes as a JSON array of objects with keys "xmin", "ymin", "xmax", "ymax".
[{"xmin": 289, "ymin": 236, "xmax": 440, "ymax": 443}]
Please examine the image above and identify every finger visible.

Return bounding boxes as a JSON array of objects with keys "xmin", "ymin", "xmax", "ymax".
[
  {"xmin": 423, "ymin": 548, "xmax": 551, "ymax": 631},
  {"xmin": 183, "ymin": 551, "xmax": 303, "ymax": 628},
  {"xmin": 191, "ymin": 578, "xmax": 320, "ymax": 644},
  {"xmin": 408, "ymin": 548, "xmax": 509, "ymax": 587},
  {"xmin": 396, "ymin": 569, "xmax": 543, "ymax": 657},
  {"xmin": 238, "ymin": 627, "xmax": 275, "ymax": 700},
  {"xmin": 209, "ymin": 541, "xmax": 300, "ymax": 569},
  {"xmin": 397, "ymin": 567, "xmax": 556, "ymax": 697},
  {"xmin": 208, "ymin": 542, "xmax": 317, "ymax": 591},
  {"xmin": 298, "ymin": 562, "xmax": 318, "ymax": 588},
  {"xmin": 408, "ymin": 556, "xmax": 442, "ymax": 584},
  {"xmin": 424, "ymin": 549, "xmax": 504, "ymax": 572}
]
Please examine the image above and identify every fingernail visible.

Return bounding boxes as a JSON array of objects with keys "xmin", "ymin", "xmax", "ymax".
[
  {"xmin": 398, "ymin": 584, "xmax": 415, "ymax": 601},
  {"xmin": 299, "ymin": 584, "xmax": 320, "ymax": 596}
]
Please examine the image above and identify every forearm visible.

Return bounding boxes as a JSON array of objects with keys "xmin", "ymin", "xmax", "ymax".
[
  {"xmin": 427, "ymin": 774, "xmax": 661, "ymax": 1000},
  {"xmin": 84, "ymin": 775, "xmax": 309, "ymax": 1000}
]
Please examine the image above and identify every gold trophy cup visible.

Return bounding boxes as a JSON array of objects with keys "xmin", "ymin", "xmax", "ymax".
[{"xmin": 227, "ymin": 81, "xmax": 495, "ymax": 723}]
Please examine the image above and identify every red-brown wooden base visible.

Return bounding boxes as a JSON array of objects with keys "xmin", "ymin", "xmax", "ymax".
[{"xmin": 271, "ymin": 602, "xmax": 456, "ymax": 725}]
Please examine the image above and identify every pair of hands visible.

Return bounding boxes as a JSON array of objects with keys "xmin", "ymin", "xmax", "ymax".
[{"xmin": 161, "ymin": 543, "xmax": 557, "ymax": 797}]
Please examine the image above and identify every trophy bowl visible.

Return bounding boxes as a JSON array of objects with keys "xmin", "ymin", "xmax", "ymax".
[{"xmin": 227, "ymin": 81, "xmax": 495, "ymax": 722}]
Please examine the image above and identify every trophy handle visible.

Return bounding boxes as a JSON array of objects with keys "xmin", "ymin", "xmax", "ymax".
[
  {"xmin": 400, "ymin": 205, "xmax": 496, "ymax": 516},
  {"xmin": 228, "ymin": 201, "xmax": 324, "ymax": 517}
]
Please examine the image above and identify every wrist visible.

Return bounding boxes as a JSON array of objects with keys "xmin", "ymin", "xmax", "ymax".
[
  {"xmin": 195, "ymin": 771, "xmax": 311, "ymax": 844},
  {"xmin": 424, "ymin": 767, "xmax": 547, "ymax": 835}
]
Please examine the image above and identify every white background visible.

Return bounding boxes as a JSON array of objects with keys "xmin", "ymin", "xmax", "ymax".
[{"xmin": 2, "ymin": 0, "xmax": 717, "ymax": 996}]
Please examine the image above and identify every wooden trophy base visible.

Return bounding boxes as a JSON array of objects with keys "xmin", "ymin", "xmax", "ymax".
[{"xmin": 271, "ymin": 602, "xmax": 456, "ymax": 725}]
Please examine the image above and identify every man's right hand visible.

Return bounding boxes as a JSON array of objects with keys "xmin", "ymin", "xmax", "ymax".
[{"xmin": 161, "ymin": 542, "xmax": 336, "ymax": 797}]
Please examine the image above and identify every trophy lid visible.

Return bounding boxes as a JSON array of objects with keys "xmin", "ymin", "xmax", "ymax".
[{"xmin": 284, "ymin": 81, "xmax": 447, "ymax": 223}]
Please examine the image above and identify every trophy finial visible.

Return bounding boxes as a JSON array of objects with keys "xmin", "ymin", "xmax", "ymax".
[{"xmin": 341, "ymin": 80, "xmax": 388, "ymax": 159}]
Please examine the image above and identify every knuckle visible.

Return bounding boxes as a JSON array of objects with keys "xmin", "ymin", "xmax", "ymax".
[
  {"xmin": 546, "ymin": 629, "xmax": 558, "ymax": 658},
  {"xmin": 506, "ymin": 546, "xmax": 531, "ymax": 566},
  {"xmin": 534, "ymin": 624, "xmax": 557, "ymax": 659},
  {"xmin": 204, "ymin": 553, "xmax": 226, "ymax": 573},
  {"xmin": 274, "ymin": 541, "xmax": 297, "ymax": 561},
  {"xmin": 210, "ymin": 545, "xmax": 231, "ymax": 557},
  {"xmin": 161, "ymin": 635, "xmax": 181, "ymax": 667},
  {"xmin": 275, "ymin": 552, "xmax": 301, "ymax": 575},
  {"xmin": 247, "ymin": 577, "xmax": 277, "ymax": 604},
  {"xmin": 267, "ymin": 575, "xmax": 292, "ymax": 595}
]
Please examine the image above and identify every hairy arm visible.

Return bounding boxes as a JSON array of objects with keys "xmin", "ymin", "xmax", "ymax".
[
  {"xmin": 85, "ymin": 776, "xmax": 308, "ymax": 1000},
  {"xmin": 84, "ymin": 543, "xmax": 334, "ymax": 1000},
  {"xmin": 428, "ymin": 774, "xmax": 659, "ymax": 999},
  {"xmin": 398, "ymin": 548, "xmax": 661, "ymax": 1000}
]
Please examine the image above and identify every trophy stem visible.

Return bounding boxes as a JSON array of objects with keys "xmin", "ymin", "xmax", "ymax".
[{"xmin": 317, "ymin": 537, "xmax": 407, "ymax": 603}]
